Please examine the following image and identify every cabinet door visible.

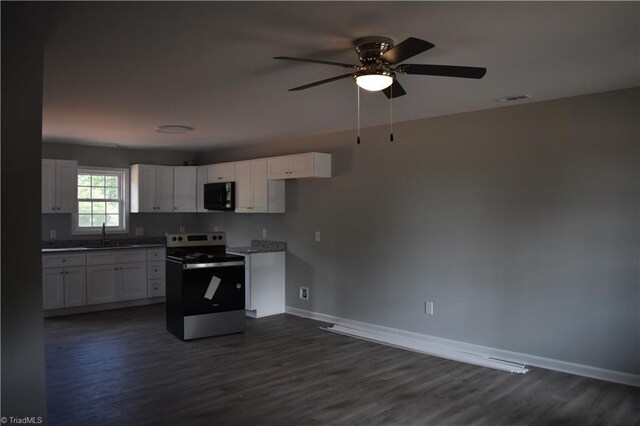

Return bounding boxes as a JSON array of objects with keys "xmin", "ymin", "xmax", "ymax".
[
  {"xmin": 251, "ymin": 160, "xmax": 268, "ymax": 213},
  {"xmin": 289, "ymin": 154, "xmax": 313, "ymax": 178},
  {"xmin": 173, "ymin": 166, "xmax": 197, "ymax": 213},
  {"xmin": 156, "ymin": 166, "xmax": 174, "ymax": 212},
  {"xmin": 207, "ymin": 163, "xmax": 235, "ymax": 182},
  {"xmin": 56, "ymin": 160, "xmax": 78, "ymax": 213},
  {"xmin": 86, "ymin": 265, "xmax": 118, "ymax": 304},
  {"xmin": 266, "ymin": 156, "xmax": 292, "ymax": 180},
  {"xmin": 42, "ymin": 160, "xmax": 57, "ymax": 213},
  {"xmin": 118, "ymin": 262, "xmax": 147, "ymax": 301},
  {"xmin": 234, "ymin": 161, "xmax": 253, "ymax": 211},
  {"xmin": 196, "ymin": 166, "xmax": 208, "ymax": 212},
  {"xmin": 135, "ymin": 165, "xmax": 157, "ymax": 212},
  {"xmin": 43, "ymin": 268, "xmax": 65, "ymax": 309},
  {"xmin": 64, "ymin": 266, "xmax": 87, "ymax": 307}
]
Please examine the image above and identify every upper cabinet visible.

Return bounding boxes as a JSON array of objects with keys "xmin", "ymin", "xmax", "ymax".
[
  {"xmin": 131, "ymin": 165, "xmax": 177, "ymax": 213},
  {"xmin": 207, "ymin": 163, "xmax": 235, "ymax": 182},
  {"xmin": 173, "ymin": 166, "xmax": 197, "ymax": 213},
  {"xmin": 132, "ymin": 165, "xmax": 197, "ymax": 213},
  {"xmin": 235, "ymin": 159, "xmax": 284, "ymax": 213},
  {"xmin": 267, "ymin": 153, "xmax": 331, "ymax": 180},
  {"xmin": 131, "ymin": 152, "xmax": 329, "ymax": 215},
  {"xmin": 42, "ymin": 159, "xmax": 78, "ymax": 214}
]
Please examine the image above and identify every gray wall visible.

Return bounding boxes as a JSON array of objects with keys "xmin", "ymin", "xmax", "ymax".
[
  {"xmin": 42, "ymin": 143, "xmax": 200, "ymax": 240},
  {"xmin": 197, "ymin": 88, "xmax": 640, "ymax": 375},
  {"xmin": 1, "ymin": 3, "xmax": 48, "ymax": 419}
]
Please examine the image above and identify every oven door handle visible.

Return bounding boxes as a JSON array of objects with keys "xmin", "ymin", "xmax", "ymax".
[{"xmin": 181, "ymin": 261, "xmax": 245, "ymax": 270}]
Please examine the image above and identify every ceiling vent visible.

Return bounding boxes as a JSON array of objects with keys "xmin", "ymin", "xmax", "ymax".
[{"xmin": 494, "ymin": 94, "xmax": 532, "ymax": 103}]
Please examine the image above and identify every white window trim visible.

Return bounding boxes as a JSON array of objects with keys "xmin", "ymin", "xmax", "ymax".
[{"xmin": 72, "ymin": 166, "xmax": 130, "ymax": 235}]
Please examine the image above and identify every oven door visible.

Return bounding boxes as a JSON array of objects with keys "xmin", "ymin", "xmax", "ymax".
[{"xmin": 181, "ymin": 261, "xmax": 245, "ymax": 316}]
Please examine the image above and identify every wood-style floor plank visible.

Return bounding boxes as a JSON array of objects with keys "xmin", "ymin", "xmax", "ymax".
[{"xmin": 44, "ymin": 304, "xmax": 640, "ymax": 425}]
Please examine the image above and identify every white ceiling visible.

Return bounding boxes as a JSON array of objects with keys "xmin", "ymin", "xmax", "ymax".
[{"xmin": 42, "ymin": 1, "xmax": 639, "ymax": 151}]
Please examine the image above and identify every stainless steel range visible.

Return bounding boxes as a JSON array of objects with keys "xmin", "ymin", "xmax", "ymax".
[{"xmin": 165, "ymin": 232, "xmax": 245, "ymax": 340}]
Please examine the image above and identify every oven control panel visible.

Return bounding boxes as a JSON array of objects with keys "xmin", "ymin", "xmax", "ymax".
[{"xmin": 166, "ymin": 232, "xmax": 226, "ymax": 248}]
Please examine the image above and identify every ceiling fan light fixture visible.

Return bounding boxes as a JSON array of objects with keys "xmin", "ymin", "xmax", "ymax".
[{"xmin": 355, "ymin": 73, "xmax": 394, "ymax": 92}]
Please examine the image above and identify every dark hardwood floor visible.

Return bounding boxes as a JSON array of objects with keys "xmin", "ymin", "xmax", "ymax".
[{"xmin": 45, "ymin": 304, "xmax": 639, "ymax": 425}]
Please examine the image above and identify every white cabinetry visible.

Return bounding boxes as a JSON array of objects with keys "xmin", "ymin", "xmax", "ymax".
[
  {"xmin": 229, "ymin": 251, "xmax": 285, "ymax": 318},
  {"xmin": 267, "ymin": 153, "xmax": 331, "ymax": 180},
  {"xmin": 207, "ymin": 163, "xmax": 235, "ymax": 182},
  {"xmin": 42, "ymin": 253, "xmax": 87, "ymax": 309},
  {"xmin": 147, "ymin": 247, "xmax": 166, "ymax": 297},
  {"xmin": 42, "ymin": 159, "xmax": 78, "ymax": 213},
  {"xmin": 86, "ymin": 265, "xmax": 119, "ymax": 304},
  {"xmin": 173, "ymin": 166, "xmax": 197, "ymax": 213},
  {"xmin": 130, "ymin": 165, "xmax": 175, "ymax": 212},
  {"xmin": 235, "ymin": 160, "xmax": 284, "ymax": 213},
  {"xmin": 86, "ymin": 249, "xmax": 148, "ymax": 304}
]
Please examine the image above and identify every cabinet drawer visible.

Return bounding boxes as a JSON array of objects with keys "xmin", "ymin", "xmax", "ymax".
[
  {"xmin": 147, "ymin": 261, "xmax": 165, "ymax": 279},
  {"xmin": 147, "ymin": 248, "xmax": 166, "ymax": 261},
  {"xmin": 43, "ymin": 253, "xmax": 86, "ymax": 268},
  {"xmin": 116, "ymin": 249, "xmax": 147, "ymax": 264},
  {"xmin": 148, "ymin": 278, "xmax": 165, "ymax": 297},
  {"xmin": 86, "ymin": 251, "xmax": 118, "ymax": 266}
]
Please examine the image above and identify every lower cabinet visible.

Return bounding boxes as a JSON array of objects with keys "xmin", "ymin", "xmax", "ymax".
[
  {"xmin": 86, "ymin": 265, "xmax": 119, "ymax": 304},
  {"xmin": 43, "ymin": 247, "xmax": 164, "ymax": 310},
  {"xmin": 43, "ymin": 266, "xmax": 86, "ymax": 309},
  {"xmin": 87, "ymin": 262, "xmax": 147, "ymax": 304},
  {"xmin": 228, "ymin": 251, "xmax": 285, "ymax": 318}
]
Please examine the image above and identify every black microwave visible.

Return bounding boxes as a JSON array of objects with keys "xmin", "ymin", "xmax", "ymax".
[{"xmin": 204, "ymin": 182, "xmax": 235, "ymax": 211}]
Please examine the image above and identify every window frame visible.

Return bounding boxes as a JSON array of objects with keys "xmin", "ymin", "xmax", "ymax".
[{"xmin": 72, "ymin": 166, "xmax": 129, "ymax": 235}]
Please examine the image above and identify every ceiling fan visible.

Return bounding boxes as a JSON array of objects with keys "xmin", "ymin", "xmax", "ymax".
[{"xmin": 274, "ymin": 36, "xmax": 487, "ymax": 98}]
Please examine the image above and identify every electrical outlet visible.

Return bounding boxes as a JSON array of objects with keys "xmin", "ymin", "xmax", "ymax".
[
  {"xmin": 49, "ymin": 230, "xmax": 57, "ymax": 240},
  {"xmin": 299, "ymin": 287, "xmax": 309, "ymax": 300},
  {"xmin": 214, "ymin": 226, "xmax": 219, "ymax": 232},
  {"xmin": 425, "ymin": 301, "xmax": 434, "ymax": 315},
  {"xmin": 262, "ymin": 228, "xmax": 267, "ymax": 239},
  {"xmin": 179, "ymin": 226, "xmax": 185, "ymax": 233},
  {"xmin": 315, "ymin": 231, "xmax": 321, "ymax": 242},
  {"xmin": 135, "ymin": 227, "xmax": 144, "ymax": 236}
]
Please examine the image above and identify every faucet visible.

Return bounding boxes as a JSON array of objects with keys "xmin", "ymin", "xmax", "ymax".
[{"xmin": 101, "ymin": 222, "xmax": 107, "ymax": 247}]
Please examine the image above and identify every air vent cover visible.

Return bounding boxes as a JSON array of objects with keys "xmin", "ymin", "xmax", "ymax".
[{"xmin": 495, "ymin": 94, "xmax": 532, "ymax": 103}]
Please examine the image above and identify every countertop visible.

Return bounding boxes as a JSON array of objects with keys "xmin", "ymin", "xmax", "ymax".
[
  {"xmin": 42, "ymin": 237, "xmax": 165, "ymax": 253},
  {"xmin": 227, "ymin": 240, "xmax": 286, "ymax": 254}
]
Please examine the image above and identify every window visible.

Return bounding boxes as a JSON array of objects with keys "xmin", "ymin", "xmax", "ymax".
[{"xmin": 73, "ymin": 167, "xmax": 128, "ymax": 234}]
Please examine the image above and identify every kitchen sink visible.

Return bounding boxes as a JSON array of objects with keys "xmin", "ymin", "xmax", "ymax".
[{"xmin": 81, "ymin": 240, "xmax": 134, "ymax": 249}]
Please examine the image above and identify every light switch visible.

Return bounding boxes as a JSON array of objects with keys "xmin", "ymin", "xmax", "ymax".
[{"xmin": 315, "ymin": 231, "xmax": 321, "ymax": 242}]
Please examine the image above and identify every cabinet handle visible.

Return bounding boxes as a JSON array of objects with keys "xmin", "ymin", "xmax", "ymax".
[
  {"xmin": 60, "ymin": 271, "xmax": 64, "ymax": 275},
  {"xmin": 51, "ymin": 207, "xmax": 55, "ymax": 210},
  {"xmin": 154, "ymin": 269, "xmax": 157, "ymax": 272},
  {"xmin": 62, "ymin": 259, "xmax": 66, "ymax": 262},
  {"xmin": 217, "ymin": 177, "xmax": 223, "ymax": 180},
  {"xmin": 174, "ymin": 207, "xmax": 177, "ymax": 210}
]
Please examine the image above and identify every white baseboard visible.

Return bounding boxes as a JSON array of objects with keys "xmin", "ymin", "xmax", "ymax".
[{"xmin": 285, "ymin": 306, "xmax": 640, "ymax": 387}]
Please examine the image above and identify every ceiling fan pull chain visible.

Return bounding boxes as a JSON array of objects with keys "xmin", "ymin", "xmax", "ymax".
[
  {"xmin": 390, "ymin": 84, "xmax": 394, "ymax": 142},
  {"xmin": 357, "ymin": 85, "xmax": 361, "ymax": 145}
]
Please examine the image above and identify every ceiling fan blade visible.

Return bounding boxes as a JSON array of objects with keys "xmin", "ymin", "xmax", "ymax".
[
  {"xmin": 382, "ymin": 79, "xmax": 407, "ymax": 99},
  {"xmin": 379, "ymin": 37, "xmax": 435, "ymax": 65},
  {"xmin": 289, "ymin": 73, "xmax": 354, "ymax": 91},
  {"xmin": 274, "ymin": 56, "xmax": 360, "ymax": 69},
  {"xmin": 397, "ymin": 64, "xmax": 487, "ymax": 79}
]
